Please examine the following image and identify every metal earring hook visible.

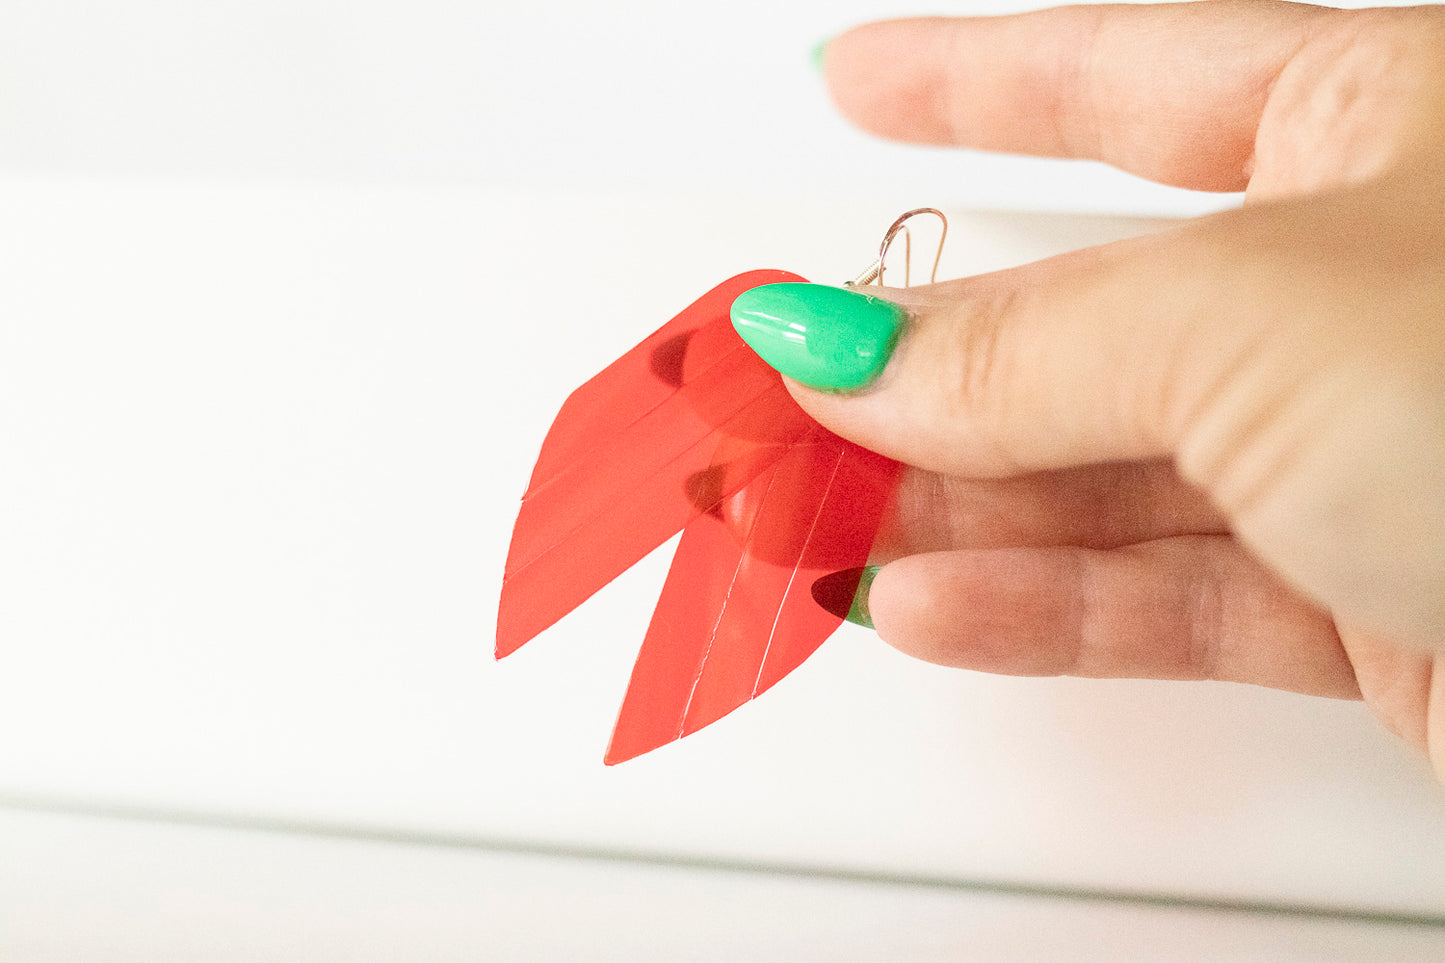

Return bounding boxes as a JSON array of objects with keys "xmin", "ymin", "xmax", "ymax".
[{"xmin": 845, "ymin": 208, "xmax": 949, "ymax": 288}]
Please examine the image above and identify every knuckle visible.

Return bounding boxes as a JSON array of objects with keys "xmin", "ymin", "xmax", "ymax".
[{"xmin": 931, "ymin": 285, "xmax": 1021, "ymax": 462}]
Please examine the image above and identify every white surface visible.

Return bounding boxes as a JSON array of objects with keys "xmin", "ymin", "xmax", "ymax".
[
  {"xmin": 1, "ymin": 173, "xmax": 1444, "ymax": 918},
  {"xmin": 3, "ymin": 806, "xmax": 1443, "ymax": 962}
]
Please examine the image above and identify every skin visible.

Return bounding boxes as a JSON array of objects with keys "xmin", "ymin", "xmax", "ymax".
[{"xmin": 800, "ymin": 2, "xmax": 1445, "ymax": 781}]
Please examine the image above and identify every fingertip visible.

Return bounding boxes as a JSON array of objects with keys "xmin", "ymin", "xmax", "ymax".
[
  {"xmin": 862, "ymin": 554, "xmax": 937, "ymax": 658},
  {"xmin": 820, "ymin": 18, "xmax": 957, "ymax": 143},
  {"xmin": 864, "ymin": 549, "xmax": 1070, "ymax": 675}
]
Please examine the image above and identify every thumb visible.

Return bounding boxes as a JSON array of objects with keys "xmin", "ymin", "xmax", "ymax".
[{"xmin": 732, "ymin": 215, "xmax": 1232, "ymax": 478}]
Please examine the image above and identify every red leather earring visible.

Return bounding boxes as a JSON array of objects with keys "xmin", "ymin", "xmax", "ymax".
[{"xmin": 498, "ymin": 209, "xmax": 946, "ymax": 764}]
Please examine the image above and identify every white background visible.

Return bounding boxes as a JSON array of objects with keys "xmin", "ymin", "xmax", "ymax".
[
  {"xmin": 1, "ymin": 0, "xmax": 1443, "ymax": 957},
  {"xmin": 0, "ymin": 0, "xmax": 1252, "ymax": 214}
]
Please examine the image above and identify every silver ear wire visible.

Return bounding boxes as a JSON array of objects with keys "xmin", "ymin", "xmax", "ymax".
[{"xmin": 845, "ymin": 208, "xmax": 948, "ymax": 288}]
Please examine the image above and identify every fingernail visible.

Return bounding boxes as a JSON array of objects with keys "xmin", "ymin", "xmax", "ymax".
[
  {"xmin": 811, "ymin": 565, "xmax": 882, "ymax": 629},
  {"xmin": 730, "ymin": 283, "xmax": 904, "ymax": 392},
  {"xmin": 809, "ymin": 38, "xmax": 829, "ymax": 74}
]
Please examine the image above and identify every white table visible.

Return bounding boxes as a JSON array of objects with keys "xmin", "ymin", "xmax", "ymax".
[
  {"xmin": 1, "ymin": 175, "xmax": 1443, "ymax": 948},
  {"xmin": 4, "ymin": 805, "xmax": 1444, "ymax": 962}
]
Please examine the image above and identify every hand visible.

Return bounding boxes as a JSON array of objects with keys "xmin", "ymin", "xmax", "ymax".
[{"xmin": 773, "ymin": 3, "xmax": 1445, "ymax": 776}]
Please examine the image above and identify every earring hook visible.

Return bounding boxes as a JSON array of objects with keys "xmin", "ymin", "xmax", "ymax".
[{"xmin": 845, "ymin": 208, "xmax": 948, "ymax": 288}]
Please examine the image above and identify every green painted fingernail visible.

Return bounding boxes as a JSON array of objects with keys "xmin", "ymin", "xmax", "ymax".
[
  {"xmin": 730, "ymin": 283, "xmax": 904, "ymax": 392},
  {"xmin": 812, "ymin": 565, "xmax": 883, "ymax": 629},
  {"xmin": 810, "ymin": 38, "xmax": 829, "ymax": 74},
  {"xmin": 846, "ymin": 564, "xmax": 881, "ymax": 628}
]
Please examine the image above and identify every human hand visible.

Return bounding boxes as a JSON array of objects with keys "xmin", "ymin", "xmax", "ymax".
[{"xmin": 730, "ymin": 2, "xmax": 1445, "ymax": 778}]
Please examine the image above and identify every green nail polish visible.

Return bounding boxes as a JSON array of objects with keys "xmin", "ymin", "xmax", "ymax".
[
  {"xmin": 730, "ymin": 283, "xmax": 904, "ymax": 392},
  {"xmin": 809, "ymin": 38, "xmax": 829, "ymax": 74},
  {"xmin": 845, "ymin": 565, "xmax": 881, "ymax": 629},
  {"xmin": 811, "ymin": 565, "xmax": 883, "ymax": 630}
]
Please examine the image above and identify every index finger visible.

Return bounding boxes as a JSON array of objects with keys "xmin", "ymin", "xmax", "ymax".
[{"xmin": 821, "ymin": 1, "xmax": 1333, "ymax": 191}]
